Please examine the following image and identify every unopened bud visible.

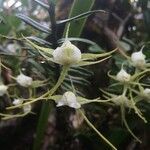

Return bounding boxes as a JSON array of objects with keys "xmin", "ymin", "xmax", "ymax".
[
  {"xmin": 16, "ymin": 73, "xmax": 33, "ymax": 87},
  {"xmin": 57, "ymin": 91, "xmax": 81, "ymax": 109},
  {"xmin": 131, "ymin": 50, "xmax": 146, "ymax": 68},
  {"xmin": 116, "ymin": 68, "xmax": 131, "ymax": 82},
  {"xmin": 53, "ymin": 40, "xmax": 81, "ymax": 65},
  {"xmin": 0, "ymin": 84, "xmax": 8, "ymax": 96}
]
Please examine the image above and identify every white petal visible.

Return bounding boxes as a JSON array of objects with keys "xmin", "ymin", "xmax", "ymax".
[
  {"xmin": 0, "ymin": 84, "xmax": 8, "ymax": 96},
  {"xmin": 131, "ymin": 50, "xmax": 146, "ymax": 68},
  {"xmin": 116, "ymin": 68, "xmax": 131, "ymax": 82},
  {"xmin": 16, "ymin": 73, "xmax": 33, "ymax": 87},
  {"xmin": 56, "ymin": 101, "xmax": 66, "ymax": 107},
  {"xmin": 12, "ymin": 99, "xmax": 23, "ymax": 105},
  {"xmin": 56, "ymin": 91, "xmax": 81, "ymax": 109},
  {"xmin": 23, "ymin": 104, "xmax": 31, "ymax": 113},
  {"xmin": 143, "ymin": 88, "xmax": 150, "ymax": 97},
  {"xmin": 53, "ymin": 40, "xmax": 81, "ymax": 65},
  {"xmin": 69, "ymin": 102, "xmax": 81, "ymax": 109}
]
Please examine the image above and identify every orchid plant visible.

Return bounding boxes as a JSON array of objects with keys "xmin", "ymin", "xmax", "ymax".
[
  {"xmin": 0, "ymin": 1, "xmax": 150, "ymax": 150},
  {"xmin": 0, "ymin": 32, "xmax": 149, "ymax": 150},
  {"xmin": 0, "ymin": 25, "xmax": 117, "ymax": 149}
]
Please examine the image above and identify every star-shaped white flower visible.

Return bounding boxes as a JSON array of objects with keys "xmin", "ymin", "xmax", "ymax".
[
  {"xmin": 25, "ymin": 37, "xmax": 115, "ymax": 67},
  {"xmin": 116, "ymin": 68, "xmax": 131, "ymax": 82},
  {"xmin": 131, "ymin": 50, "xmax": 146, "ymax": 68},
  {"xmin": 16, "ymin": 73, "xmax": 33, "ymax": 87},
  {"xmin": 23, "ymin": 104, "xmax": 32, "ymax": 113},
  {"xmin": 56, "ymin": 91, "xmax": 81, "ymax": 109},
  {"xmin": 53, "ymin": 40, "xmax": 82, "ymax": 65},
  {"xmin": 143, "ymin": 88, "xmax": 150, "ymax": 96},
  {"xmin": 0, "ymin": 84, "xmax": 8, "ymax": 96},
  {"xmin": 12, "ymin": 99, "xmax": 23, "ymax": 105}
]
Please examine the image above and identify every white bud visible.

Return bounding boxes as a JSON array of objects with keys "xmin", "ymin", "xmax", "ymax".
[
  {"xmin": 143, "ymin": 88, "xmax": 150, "ymax": 97},
  {"xmin": 6, "ymin": 43, "xmax": 20, "ymax": 53},
  {"xmin": 16, "ymin": 73, "xmax": 33, "ymax": 87},
  {"xmin": 131, "ymin": 50, "xmax": 146, "ymax": 68},
  {"xmin": 57, "ymin": 91, "xmax": 81, "ymax": 109},
  {"xmin": 53, "ymin": 40, "xmax": 81, "ymax": 65},
  {"xmin": 0, "ymin": 84, "xmax": 8, "ymax": 96},
  {"xmin": 23, "ymin": 104, "xmax": 31, "ymax": 113},
  {"xmin": 12, "ymin": 99, "xmax": 23, "ymax": 105},
  {"xmin": 116, "ymin": 68, "xmax": 131, "ymax": 82},
  {"xmin": 112, "ymin": 95, "xmax": 132, "ymax": 108}
]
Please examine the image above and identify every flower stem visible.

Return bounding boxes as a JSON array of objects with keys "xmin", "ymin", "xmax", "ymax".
[
  {"xmin": 79, "ymin": 109, "xmax": 117, "ymax": 150},
  {"xmin": 33, "ymin": 65, "xmax": 69, "ymax": 150},
  {"xmin": 48, "ymin": 65, "xmax": 69, "ymax": 96},
  {"xmin": 120, "ymin": 105, "xmax": 142, "ymax": 143}
]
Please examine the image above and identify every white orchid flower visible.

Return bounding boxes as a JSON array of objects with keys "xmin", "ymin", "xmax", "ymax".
[
  {"xmin": 56, "ymin": 91, "xmax": 81, "ymax": 109},
  {"xmin": 0, "ymin": 84, "xmax": 8, "ymax": 96},
  {"xmin": 16, "ymin": 73, "xmax": 33, "ymax": 87},
  {"xmin": 131, "ymin": 50, "xmax": 146, "ymax": 68},
  {"xmin": 116, "ymin": 68, "xmax": 131, "ymax": 82},
  {"xmin": 53, "ymin": 40, "xmax": 82, "ymax": 65},
  {"xmin": 12, "ymin": 99, "xmax": 23, "ymax": 105},
  {"xmin": 24, "ymin": 37, "xmax": 116, "ymax": 67},
  {"xmin": 143, "ymin": 88, "xmax": 150, "ymax": 96},
  {"xmin": 23, "ymin": 104, "xmax": 32, "ymax": 113}
]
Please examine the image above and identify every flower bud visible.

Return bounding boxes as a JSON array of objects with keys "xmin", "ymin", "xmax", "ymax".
[
  {"xmin": 112, "ymin": 95, "xmax": 132, "ymax": 108},
  {"xmin": 143, "ymin": 88, "xmax": 150, "ymax": 98},
  {"xmin": 131, "ymin": 50, "xmax": 146, "ymax": 68},
  {"xmin": 116, "ymin": 68, "xmax": 131, "ymax": 82},
  {"xmin": 23, "ymin": 104, "xmax": 31, "ymax": 113},
  {"xmin": 0, "ymin": 84, "xmax": 8, "ymax": 96},
  {"xmin": 12, "ymin": 99, "xmax": 23, "ymax": 105},
  {"xmin": 52, "ymin": 40, "xmax": 81, "ymax": 65},
  {"xmin": 16, "ymin": 73, "xmax": 33, "ymax": 87},
  {"xmin": 57, "ymin": 91, "xmax": 81, "ymax": 109}
]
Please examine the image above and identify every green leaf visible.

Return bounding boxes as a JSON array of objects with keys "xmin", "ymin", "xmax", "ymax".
[
  {"xmin": 27, "ymin": 36, "xmax": 52, "ymax": 46},
  {"xmin": 33, "ymin": 101, "xmax": 52, "ymax": 150},
  {"xmin": 0, "ymin": 14, "xmax": 21, "ymax": 35},
  {"xmin": 57, "ymin": 10, "xmax": 106, "ymax": 24},
  {"xmin": 31, "ymin": 80, "xmax": 47, "ymax": 88},
  {"xmin": 58, "ymin": 37, "xmax": 98, "ymax": 46},
  {"xmin": 33, "ymin": 0, "xmax": 49, "ymax": 10},
  {"xmin": 27, "ymin": 58, "xmax": 46, "ymax": 74},
  {"xmin": 24, "ymin": 36, "xmax": 53, "ymax": 55},
  {"xmin": 81, "ymin": 49, "xmax": 116, "ymax": 61},
  {"xmin": 16, "ymin": 14, "xmax": 51, "ymax": 34},
  {"xmin": 64, "ymin": 0, "xmax": 96, "ymax": 37},
  {"xmin": 89, "ymin": 44, "xmax": 104, "ymax": 53}
]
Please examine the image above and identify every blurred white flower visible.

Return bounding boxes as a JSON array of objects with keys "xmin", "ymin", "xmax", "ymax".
[
  {"xmin": 6, "ymin": 43, "xmax": 21, "ymax": 53},
  {"xmin": 131, "ymin": 50, "xmax": 146, "ymax": 68},
  {"xmin": 12, "ymin": 99, "xmax": 23, "ymax": 105},
  {"xmin": 112, "ymin": 95, "xmax": 132, "ymax": 108},
  {"xmin": 143, "ymin": 88, "xmax": 150, "ymax": 98},
  {"xmin": 116, "ymin": 68, "xmax": 131, "ymax": 82},
  {"xmin": 16, "ymin": 73, "xmax": 33, "ymax": 87},
  {"xmin": 23, "ymin": 104, "xmax": 31, "ymax": 113},
  {"xmin": 57, "ymin": 91, "xmax": 81, "ymax": 109},
  {"xmin": 0, "ymin": 84, "xmax": 8, "ymax": 96},
  {"xmin": 53, "ymin": 40, "xmax": 81, "ymax": 66},
  {"xmin": 33, "ymin": 7, "xmax": 48, "ymax": 20}
]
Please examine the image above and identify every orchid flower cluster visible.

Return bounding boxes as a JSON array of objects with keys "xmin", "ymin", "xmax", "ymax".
[
  {"xmin": 0, "ymin": 33, "xmax": 149, "ymax": 150},
  {"xmin": 0, "ymin": 36, "xmax": 117, "ymax": 149},
  {"xmin": 101, "ymin": 49, "xmax": 150, "ymax": 143}
]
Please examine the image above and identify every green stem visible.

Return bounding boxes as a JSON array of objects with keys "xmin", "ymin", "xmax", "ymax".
[
  {"xmin": 120, "ymin": 105, "xmax": 141, "ymax": 143},
  {"xmin": 48, "ymin": 65, "xmax": 69, "ymax": 96},
  {"xmin": 33, "ymin": 101, "xmax": 52, "ymax": 150},
  {"xmin": 33, "ymin": 66, "xmax": 69, "ymax": 150},
  {"xmin": 79, "ymin": 109, "xmax": 117, "ymax": 150}
]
